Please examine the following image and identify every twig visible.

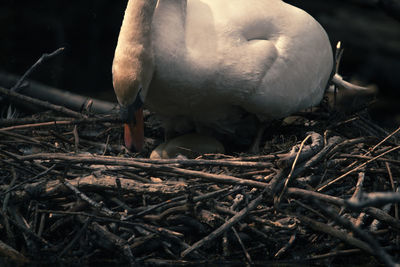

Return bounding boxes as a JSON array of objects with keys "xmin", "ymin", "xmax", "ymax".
[
  {"xmin": 0, "ymin": 240, "xmax": 29, "ymax": 263},
  {"xmin": 11, "ymin": 48, "xmax": 65, "ymax": 92},
  {"xmin": 2, "ymin": 167, "xmax": 17, "ymax": 212},
  {"xmin": 337, "ymin": 154, "xmax": 400, "ymax": 165},
  {"xmin": 296, "ymin": 213, "xmax": 373, "ymax": 253},
  {"xmin": 346, "ymin": 192, "xmax": 400, "ymax": 210},
  {"xmin": 277, "ymin": 132, "xmax": 323, "ymax": 168},
  {"xmin": 0, "ymin": 86, "xmax": 85, "ymax": 118},
  {"xmin": 133, "ymin": 186, "xmax": 233, "ymax": 218},
  {"xmin": 232, "ymin": 226, "xmax": 253, "ymax": 264},
  {"xmin": 0, "ymin": 210, "xmax": 52, "ymax": 247},
  {"xmin": 315, "ymin": 202, "xmax": 398, "ymax": 267},
  {"xmin": 274, "ymin": 233, "xmax": 296, "ymax": 259},
  {"xmin": 17, "ymin": 153, "xmax": 272, "ymax": 190},
  {"xmin": 62, "ymin": 179, "xmax": 118, "ymax": 218},
  {"xmin": 365, "ymin": 207, "xmax": 400, "ymax": 230},
  {"xmin": 0, "ymin": 165, "xmax": 56, "ymax": 196},
  {"xmin": 276, "ymin": 134, "xmax": 312, "ymax": 204},
  {"xmin": 58, "ymin": 217, "xmax": 92, "ymax": 258},
  {"xmin": 181, "ymin": 192, "xmax": 264, "ymax": 258},
  {"xmin": 317, "ymin": 145, "xmax": 400, "ymax": 191},
  {"xmin": 0, "ymin": 120, "xmax": 76, "ymax": 132},
  {"xmin": 0, "ymin": 115, "xmax": 120, "ymax": 128}
]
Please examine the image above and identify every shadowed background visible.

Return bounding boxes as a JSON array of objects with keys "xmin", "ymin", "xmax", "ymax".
[{"xmin": 1, "ymin": 0, "xmax": 399, "ymax": 123}]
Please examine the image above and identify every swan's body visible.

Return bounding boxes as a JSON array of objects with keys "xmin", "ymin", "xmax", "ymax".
[{"xmin": 113, "ymin": 0, "xmax": 333, "ymax": 151}]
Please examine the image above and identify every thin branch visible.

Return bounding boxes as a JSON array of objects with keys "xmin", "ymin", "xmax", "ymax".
[{"xmin": 0, "ymin": 86, "xmax": 85, "ymax": 118}]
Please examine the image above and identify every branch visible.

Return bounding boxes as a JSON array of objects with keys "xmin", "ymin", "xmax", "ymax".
[
  {"xmin": 0, "ymin": 86, "xmax": 85, "ymax": 118},
  {"xmin": 346, "ymin": 192, "xmax": 400, "ymax": 209}
]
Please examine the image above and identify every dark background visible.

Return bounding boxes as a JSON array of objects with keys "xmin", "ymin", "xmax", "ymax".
[{"xmin": 1, "ymin": 0, "xmax": 399, "ymax": 119}]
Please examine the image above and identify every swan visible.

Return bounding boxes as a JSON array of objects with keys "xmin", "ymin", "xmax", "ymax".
[{"xmin": 112, "ymin": 0, "xmax": 333, "ymax": 152}]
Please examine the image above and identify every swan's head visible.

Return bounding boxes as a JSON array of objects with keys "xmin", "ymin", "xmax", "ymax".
[
  {"xmin": 112, "ymin": 0, "xmax": 157, "ymax": 152},
  {"xmin": 112, "ymin": 50, "xmax": 154, "ymax": 152}
]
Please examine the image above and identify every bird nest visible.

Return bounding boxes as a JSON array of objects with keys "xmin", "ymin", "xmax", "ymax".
[{"xmin": 1, "ymin": 79, "xmax": 400, "ymax": 266}]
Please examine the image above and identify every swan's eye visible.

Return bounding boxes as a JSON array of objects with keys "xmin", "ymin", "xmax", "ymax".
[
  {"xmin": 119, "ymin": 105, "xmax": 130, "ymax": 123},
  {"xmin": 119, "ymin": 86, "xmax": 144, "ymax": 123}
]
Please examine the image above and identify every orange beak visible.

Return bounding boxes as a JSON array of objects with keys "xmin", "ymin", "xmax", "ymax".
[{"xmin": 124, "ymin": 107, "xmax": 144, "ymax": 152}]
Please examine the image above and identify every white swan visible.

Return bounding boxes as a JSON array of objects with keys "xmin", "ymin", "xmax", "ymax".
[{"xmin": 112, "ymin": 0, "xmax": 333, "ymax": 152}]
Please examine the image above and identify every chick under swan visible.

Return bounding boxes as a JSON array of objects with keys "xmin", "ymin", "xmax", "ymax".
[{"xmin": 112, "ymin": 0, "xmax": 333, "ymax": 153}]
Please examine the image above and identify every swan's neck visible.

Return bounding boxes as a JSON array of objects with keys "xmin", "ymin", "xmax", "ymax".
[
  {"xmin": 112, "ymin": 0, "xmax": 158, "ymax": 106},
  {"xmin": 118, "ymin": 0, "xmax": 157, "ymax": 46}
]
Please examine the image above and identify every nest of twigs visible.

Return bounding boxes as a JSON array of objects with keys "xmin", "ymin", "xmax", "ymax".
[{"xmin": 1, "ymin": 75, "xmax": 400, "ymax": 266}]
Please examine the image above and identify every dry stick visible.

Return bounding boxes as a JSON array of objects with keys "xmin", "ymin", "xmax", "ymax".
[
  {"xmin": 277, "ymin": 132, "xmax": 323, "ymax": 167},
  {"xmin": 37, "ymin": 213, "xmax": 46, "ymax": 237},
  {"xmin": 2, "ymin": 167, "xmax": 17, "ymax": 212},
  {"xmin": 39, "ymin": 209, "xmax": 185, "ymax": 241},
  {"xmin": 232, "ymin": 226, "xmax": 253, "ymax": 264},
  {"xmin": 352, "ymin": 170, "xmax": 366, "ymax": 228},
  {"xmin": 352, "ymin": 168, "xmax": 365, "ymax": 201},
  {"xmin": 325, "ymin": 137, "xmax": 374, "ymax": 159},
  {"xmin": 287, "ymin": 187, "xmax": 345, "ymax": 206},
  {"xmin": 304, "ymin": 248, "xmax": 364, "ymax": 261},
  {"xmin": 385, "ymin": 162, "xmax": 399, "ymax": 232},
  {"xmin": 346, "ymin": 192, "xmax": 400, "ymax": 209},
  {"xmin": 0, "ymin": 48, "xmax": 65, "ymax": 103},
  {"xmin": 143, "ymin": 205, "xmax": 189, "ymax": 222},
  {"xmin": 274, "ymin": 233, "xmax": 296, "ymax": 259},
  {"xmin": 302, "ymin": 136, "xmax": 342, "ymax": 169},
  {"xmin": 73, "ymin": 125, "xmax": 79, "ymax": 152},
  {"xmin": 275, "ymin": 134, "xmax": 312, "ymax": 204},
  {"xmin": 134, "ymin": 186, "xmax": 233, "ymax": 218},
  {"xmin": 0, "ymin": 129, "xmax": 41, "ymax": 144},
  {"xmin": 12, "ymin": 48, "xmax": 65, "ymax": 92},
  {"xmin": 19, "ymin": 152, "xmax": 274, "ymax": 169},
  {"xmin": 386, "ymin": 162, "xmax": 396, "ymax": 192},
  {"xmin": 89, "ymin": 221, "xmax": 136, "ymax": 265},
  {"xmin": 1, "ymin": 167, "xmax": 17, "ymax": 250},
  {"xmin": 0, "ymin": 164, "xmax": 56, "ymax": 196},
  {"xmin": 334, "ymin": 41, "xmax": 344, "ymax": 74},
  {"xmin": 365, "ymin": 207, "xmax": 400, "ymax": 230},
  {"xmin": 0, "ymin": 115, "xmax": 120, "ymax": 128},
  {"xmin": 0, "ymin": 129, "xmax": 65, "ymax": 152},
  {"xmin": 18, "ymin": 175, "xmax": 187, "ymax": 200},
  {"xmin": 103, "ymin": 134, "xmax": 110, "ymax": 155},
  {"xmin": 328, "ymin": 125, "xmax": 400, "ymax": 186},
  {"xmin": 58, "ymin": 217, "xmax": 92, "ymax": 258},
  {"xmin": 0, "ymin": 210, "xmax": 51, "ymax": 247},
  {"xmin": 317, "ymin": 145, "xmax": 400, "ymax": 192},
  {"xmin": 62, "ymin": 179, "xmax": 118, "ymax": 218},
  {"xmin": 0, "ymin": 240, "xmax": 29, "ymax": 263},
  {"xmin": 293, "ymin": 199, "xmax": 328, "ymax": 221},
  {"xmin": 353, "ymin": 119, "xmax": 383, "ymax": 139},
  {"xmin": 132, "ymin": 157, "xmax": 274, "ymax": 168},
  {"xmin": 316, "ymin": 203, "xmax": 398, "ymax": 267},
  {"xmin": 338, "ymin": 154, "xmax": 400, "ymax": 165},
  {"xmin": 270, "ymin": 136, "xmax": 341, "ymax": 194},
  {"xmin": 0, "ymin": 86, "xmax": 85, "ymax": 118},
  {"xmin": 0, "ymin": 120, "xmax": 74, "ymax": 131},
  {"xmin": 370, "ymin": 203, "xmax": 391, "ymax": 232},
  {"xmin": 18, "ymin": 153, "xmax": 272, "ymax": 189},
  {"xmin": 359, "ymin": 114, "xmax": 391, "ymax": 138},
  {"xmin": 0, "ymin": 150, "xmax": 66, "ymax": 178},
  {"xmin": 370, "ymin": 125, "xmax": 400, "ymax": 153},
  {"xmin": 180, "ymin": 192, "xmax": 264, "ymax": 258},
  {"xmin": 296, "ymin": 214, "xmax": 373, "ymax": 254}
]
